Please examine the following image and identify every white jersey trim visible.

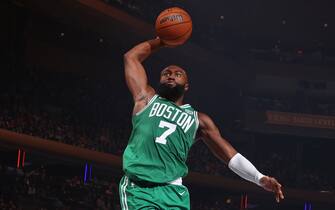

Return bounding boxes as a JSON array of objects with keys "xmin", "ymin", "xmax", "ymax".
[
  {"xmin": 168, "ymin": 177, "xmax": 183, "ymax": 186},
  {"xmin": 120, "ymin": 176, "xmax": 129, "ymax": 210},
  {"xmin": 180, "ymin": 104, "xmax": 191, "ymax": 108},
  {"xmin": 135, "ymin": 94, "xmax": 158, "ymax": 116}
]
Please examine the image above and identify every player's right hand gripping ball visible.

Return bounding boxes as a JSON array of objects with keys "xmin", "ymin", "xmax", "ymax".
[{"xmin": 155, "ymin": 7, "xmax": 192, "ymax": 46}]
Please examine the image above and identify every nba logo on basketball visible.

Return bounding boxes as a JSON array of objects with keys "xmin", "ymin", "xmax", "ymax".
[{"xmin": 160, "ymin": 15, "xmax": 184, "ymax": 24}]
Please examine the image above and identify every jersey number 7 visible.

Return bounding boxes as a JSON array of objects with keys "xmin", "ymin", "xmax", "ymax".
[{"xmin": 155, "ymin": 120, "xmax": 177, "ymax": 145}]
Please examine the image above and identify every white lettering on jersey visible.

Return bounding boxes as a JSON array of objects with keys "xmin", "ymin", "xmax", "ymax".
[
  {"xmin": 156, "ymin": 104, "xmax": 168, "ymax": 117},
  {"xmin": 149, "ymin": 102, "xmax": 195, "ymax": 133},
  {"xmin": 149, "ymin": 103, "xmax": 160, "ymax": 117},
  {"xmin": 163, "ymin": 106, "xmax": 174, "ymax": 119}
]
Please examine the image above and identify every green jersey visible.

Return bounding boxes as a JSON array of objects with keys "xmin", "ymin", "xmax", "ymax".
[{"xmin": 123, "ymin": 95, "xmax": 199, "ymax": 183}]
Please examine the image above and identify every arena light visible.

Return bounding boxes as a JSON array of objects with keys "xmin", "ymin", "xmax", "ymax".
[
  {"xmin": 304, "ymin": 202, "xmax": 312, "ymax": 210},
  {"xmin": 89, "ymin": 164, "xmax": 92, "ymax": 180},
  {"xmin": 84, "ymin": 163, "xmax": 88, "ymax": 183},
  {"xmin": 17, "ymin": 149, "xmax": 21, "ymax": 169}
]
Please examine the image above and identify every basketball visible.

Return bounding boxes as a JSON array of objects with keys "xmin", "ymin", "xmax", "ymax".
[{"xmin": 155, "ymin": 7, "xmax": 192, "ymax": 46}]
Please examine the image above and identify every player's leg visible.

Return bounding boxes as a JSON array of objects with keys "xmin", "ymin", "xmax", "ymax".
[
  {"xmin": 156, "ymin": 184, "xmax": 190, "ymax": 210},
  {"xmin": 119, "ymin": 176, "xmax": 160, "ymax": 210}
]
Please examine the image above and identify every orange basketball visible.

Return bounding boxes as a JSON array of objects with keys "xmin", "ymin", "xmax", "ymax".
[{"xmin": 155, "ymin": 7, "xmax": 192, "ymax": 46}]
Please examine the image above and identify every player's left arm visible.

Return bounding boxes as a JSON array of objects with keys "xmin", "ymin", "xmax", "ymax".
[{"xmin": 197, "ymin": 112, "xmax": 284, "ymax": 203}]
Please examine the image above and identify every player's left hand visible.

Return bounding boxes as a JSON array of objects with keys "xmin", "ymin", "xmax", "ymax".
[{"xmin": 259, "ymin": 176, "xmax": 284, "ymax": 203}]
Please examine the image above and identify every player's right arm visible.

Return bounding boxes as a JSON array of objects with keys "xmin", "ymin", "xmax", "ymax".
[
  {"xmin": 124, "ymin": 38, "xmax": 164, "ymax": 114},
  {"xmin": 197, "ymin": 112, "xmax": 284, "ymax": 202}
]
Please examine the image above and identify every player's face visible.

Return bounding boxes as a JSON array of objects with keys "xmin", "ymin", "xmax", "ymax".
[
  {"xmin": 157, "ymin": 65, "xmax": 189, "ymax": 101},
  {"xmin": 159, "ymin": 65, "xmax": 189, "ymax": 89}
]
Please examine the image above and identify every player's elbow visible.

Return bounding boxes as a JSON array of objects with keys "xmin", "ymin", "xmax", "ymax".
[{"xmin": 124, "ymin": 52, "xmax": 135, "ymax": 61}]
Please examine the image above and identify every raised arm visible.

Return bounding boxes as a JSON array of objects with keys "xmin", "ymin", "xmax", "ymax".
[
  {"xmin": 197, "ymin": 112, "xmax": 284, "ymax": 202},
  {"xmin": 124, "ymin": 38, "xmax": 164, "ymax": 114}
]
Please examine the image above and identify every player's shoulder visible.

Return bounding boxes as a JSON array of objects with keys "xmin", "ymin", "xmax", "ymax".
[
  {"xmin": 133, "ymin": 92, "xmax": 157, "ymax": 116},
  {"xmin": 197, "ymin": 112, "xmax": 216, "ymax": 128},
  {"xmin": 179, "ymin": 103, "xmax": 194, "ymax": 111},
  {"xmin": 197, "ymin": 112, "xmax": 209, "ymax": 120},
  {"xmin": 147, "ymin": 93, "xmax": 159, "ymax": 103}
]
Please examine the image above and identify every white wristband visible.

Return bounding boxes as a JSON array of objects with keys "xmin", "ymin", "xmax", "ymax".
[{"xmin": 228, "ymin": 153, "xmax": 265, "ymax": 186}]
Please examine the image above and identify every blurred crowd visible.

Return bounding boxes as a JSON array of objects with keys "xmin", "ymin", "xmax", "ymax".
[
  {"xmin": 0, "ymin": 162, "xmax": 243, "ymax": 210},
  {"xmin": 0, "ymin": 102, "xmax": 126, "ymax": 155},
  {"xmin": 0, "ymin": 163, "xmax": 120, "ymax": 210},
  {"xmin": 246, "ymin": 95, "xmax": 335, "ymax": 116},
  {"xmin": 0, "ymin": 68, "xmax": 129, "ymax": 155}
]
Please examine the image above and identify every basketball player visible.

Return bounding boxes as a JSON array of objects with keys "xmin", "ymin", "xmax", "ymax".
[{"xmin": 119, "ymin": 38, "xmax": 284, "ymax": 210}]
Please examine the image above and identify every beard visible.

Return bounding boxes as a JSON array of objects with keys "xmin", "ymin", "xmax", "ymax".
[{"xmin": 157, "ymin": 83, "xmax": 185, "ymax": 102}]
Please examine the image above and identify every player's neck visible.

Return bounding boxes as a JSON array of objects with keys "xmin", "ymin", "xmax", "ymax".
[{"xmin": 173, "ymin": 96, "xmax": 184, "ymax": 106}]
